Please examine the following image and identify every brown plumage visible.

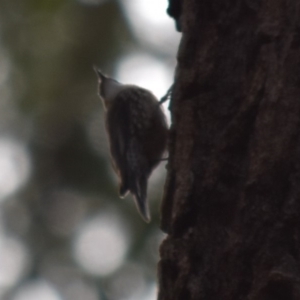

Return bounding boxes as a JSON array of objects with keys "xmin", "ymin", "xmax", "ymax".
[{"xmin": 95, "ymin": 68, "xmax": 168, "ymax": 222}]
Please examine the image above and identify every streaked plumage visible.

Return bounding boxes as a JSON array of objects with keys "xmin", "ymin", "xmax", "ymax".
[{"xmin": 95, "ymin": 68, "xmax": 168, "ymax": 222}]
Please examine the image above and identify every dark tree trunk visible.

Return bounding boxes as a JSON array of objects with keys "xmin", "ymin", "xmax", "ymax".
[{"xmin": 158, "ymin": 0, "xmax": 300, "ymax": 299}]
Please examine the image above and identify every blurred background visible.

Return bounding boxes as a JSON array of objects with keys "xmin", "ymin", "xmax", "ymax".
[{"xmin": 0, "ymin": 0, "xmax": 180, "ymax": 299}]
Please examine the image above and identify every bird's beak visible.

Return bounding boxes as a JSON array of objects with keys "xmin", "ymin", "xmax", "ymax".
[{"xmin": 93, "ymin": 65, "xmax": 106, "ymax": 82}]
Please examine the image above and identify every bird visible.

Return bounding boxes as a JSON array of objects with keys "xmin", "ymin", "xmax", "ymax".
[{"xmin": 94, "ymin": 68, "xmax": 168, "ymax": 222}]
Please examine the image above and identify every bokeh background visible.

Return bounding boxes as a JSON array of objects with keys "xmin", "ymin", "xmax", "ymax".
[{"xmin": 0, "ymin": 0, "xmax": 180, "ymax": 299}]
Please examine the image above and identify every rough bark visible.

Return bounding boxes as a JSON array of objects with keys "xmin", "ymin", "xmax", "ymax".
[{"xmin": 159, "ymin": 0, "xmax": 300, "ymax": 299}]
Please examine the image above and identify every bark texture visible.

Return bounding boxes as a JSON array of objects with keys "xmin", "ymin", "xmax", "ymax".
[{"xmin": 159, "ymin": 0, "xmax": 300, "ymax": 299}]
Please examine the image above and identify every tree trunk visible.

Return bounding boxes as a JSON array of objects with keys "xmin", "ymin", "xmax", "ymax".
[{"xmin": 158, "ymin": 0, "xmax": 300, "ymax": 299}]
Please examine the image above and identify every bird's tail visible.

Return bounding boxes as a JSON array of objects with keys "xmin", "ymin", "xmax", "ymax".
[
  {"xmin": 131, "ymin": 176, "xmax": 150, "ymax": 222},
  {"xmin": 118, "ymin": 172, "xmax": 150, "ymax": 222}
]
